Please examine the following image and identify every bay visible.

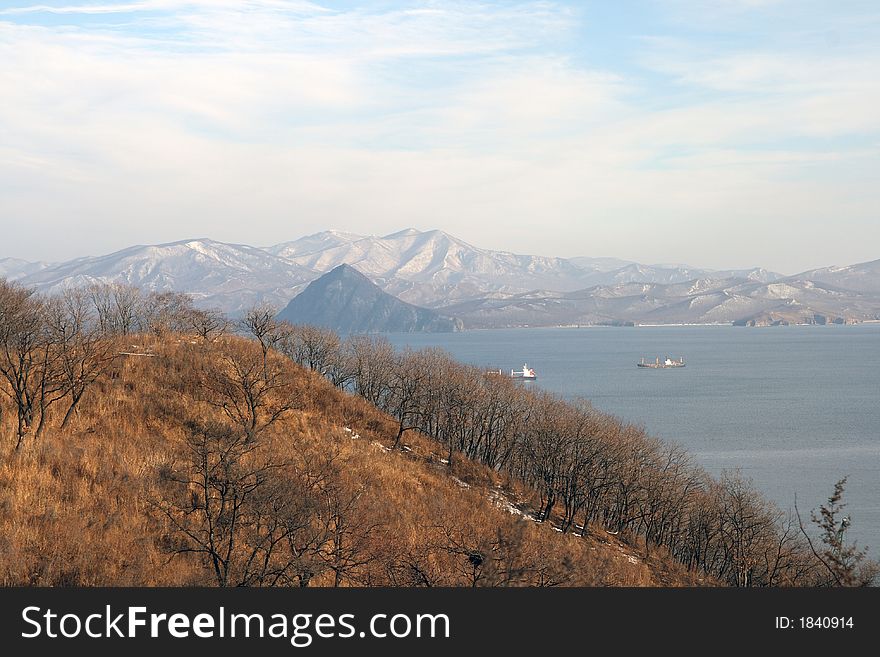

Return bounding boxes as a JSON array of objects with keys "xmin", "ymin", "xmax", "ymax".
[{"xmin": 387, "ymin": 325, "xmax": 880, "ymax": 559}]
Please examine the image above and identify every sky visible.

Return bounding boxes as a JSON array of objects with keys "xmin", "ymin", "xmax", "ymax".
[{"xmin": 0, "ymin": 0, "xmax": 878, "ymax": 273}]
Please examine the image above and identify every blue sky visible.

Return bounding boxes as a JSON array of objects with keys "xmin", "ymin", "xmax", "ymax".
[{"xmin": 1, "ymin": 0, "xmax": 878, "ymax": 272}]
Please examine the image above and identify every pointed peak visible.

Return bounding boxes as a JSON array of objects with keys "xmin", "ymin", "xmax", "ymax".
[
  {"xmin": 382, "ymin": 228, "xmax": 422, "ymax": 239},
  {"xmin": 325, "ymin": 263, "xmax": 369, "ymax": 280}
]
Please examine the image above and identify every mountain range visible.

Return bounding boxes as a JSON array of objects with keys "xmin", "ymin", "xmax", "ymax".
[{"xmin": 4, "ymin": 229, "xmax": 880, "ymax": 328}]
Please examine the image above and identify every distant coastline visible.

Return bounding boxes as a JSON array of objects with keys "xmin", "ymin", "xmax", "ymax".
[{"xmin": 463, "ymin": 321, "xmax": 878, "ymax": 331}]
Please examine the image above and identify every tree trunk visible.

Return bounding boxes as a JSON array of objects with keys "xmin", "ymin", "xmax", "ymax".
[
  {"xmin": 60, "ymin": 393, "xmax": 83, "ymax": 431},
  {"xmin": 393, "ymin": 422, "xmax": 405, "ymax": 449},
  {"xmin": 15, "ymin": 404, "xmax": 32, "ymax": 450},
  {"xmin": 35, "ymin": 407, "xmax": 49, "ymax": 439}
]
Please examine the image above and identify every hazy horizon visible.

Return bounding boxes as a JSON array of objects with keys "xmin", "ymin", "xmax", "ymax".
[{"xmin": 2, "ymin": 1, "xmax": 879, "ymax": 272}]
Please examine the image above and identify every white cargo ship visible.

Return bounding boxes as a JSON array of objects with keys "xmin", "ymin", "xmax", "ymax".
[
  {"xmin": 638, "ymin": 356, "xmax": 685, "ymax": 369},
  {"xmin": 510, "ymin": 364, "xmax": 537, "ymax": 379}
]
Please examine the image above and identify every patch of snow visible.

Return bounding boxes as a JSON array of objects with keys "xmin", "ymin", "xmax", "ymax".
[
  {"xmin": 765, "ymin": 282, "xmax": 800, "ymax": 299},
  {"xmin": 488, "ymin": 489, "xmax": 535, "ymax": 520}
]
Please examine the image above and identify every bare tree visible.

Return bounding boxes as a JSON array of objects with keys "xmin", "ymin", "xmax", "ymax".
[
  {"xmin": 240, "ymin": 303, "xmax": 282, "ymax": 381},
  {"xmin": 159, "ymin": 421, "xmax": 378, "ymax": 588},
  {"xmin": 318, "ymin": 480, "xmax": 384, "ymax": 586},
  {"xmin": 386, "ymin": 350, "xmax": 428, "ymax": 449},
  {"xmin": 0, "ymin": 280, "xmax": 44, "ymax": 447},
  {"xmin": 159, "ymin": 421, "xmax": 283, "ymax": 586},
  {"xmin": 45, "ymin": 288, "xmax": 117, "ymax": 431},
  {"xmin": 141, "ymin": 291, "xmax": 197, "ymax": 337},
  {"xmin": 276, "ymin": 323, "xmax": 341, "ymax": 378},
  {"xmin": 188, "ymin": 308, "xmax": 229, "ymax": 344},
  {"xmin": 345, "ymin": 335, "xmax": 395, "ymax": 407},
  {"xmin": 88, "ymin": 283, "xmax": 142, "ymax": 336},
  {"xmin": 32, "ymin": 297, "xmax": 71, "ymax": 438},
  {"xmin": 198, "ymin": 341, "xmax": 296, "ymax": 441}
]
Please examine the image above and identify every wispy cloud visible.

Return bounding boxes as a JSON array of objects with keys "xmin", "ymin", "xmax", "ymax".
[
  {"xmin": 0, "ymin": 1, "xmax": 878, "ymax": 271},
  {"xmin": 0, "ymin": 1, "xmax": 328, "ymax": 15},
  {"xmin": 0, "ymin": 2, "xmax": 155, "ymax": 14}
]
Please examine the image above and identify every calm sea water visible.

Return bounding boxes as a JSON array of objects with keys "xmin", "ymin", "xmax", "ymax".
[{"xmin": 387, "ymin": 325, "xmax": 880, "ymax": 558}]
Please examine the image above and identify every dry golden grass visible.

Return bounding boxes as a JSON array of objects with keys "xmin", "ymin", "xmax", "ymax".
[{"xmin": 0, "ymin": 335, "xmax": 706, "ymax": 587}]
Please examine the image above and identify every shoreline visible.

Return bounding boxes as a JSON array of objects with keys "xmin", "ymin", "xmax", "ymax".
[{"xmin": 453, "ymin": 322, "xmax": 879, "ymax": 332}]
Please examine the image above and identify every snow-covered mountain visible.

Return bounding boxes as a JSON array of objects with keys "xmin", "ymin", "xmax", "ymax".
[
  {"xmin": 4, "ymin": 229, "xmax": 876, "ymax": 325},
  {"xmin": 16, "ymin": 239, "xmax": 317, "ymax": 315},
  {"xmin": 267, "ymin": 228, "xmax": 597, "ymax": 307},
  {"xmin": 10, "ymin": 229, "xmax": 609, "ymax": 312}
]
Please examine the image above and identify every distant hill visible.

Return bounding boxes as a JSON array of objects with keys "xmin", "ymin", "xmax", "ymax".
[
  {"xmin": 440, "ymin": 276, "xmax": 880, "ymax": 328},
  {"xmin": 0, "ymin": 257, "xmax": 49, "ymax": 281},
  {"xmin": 277, "ymin": 264, "xmax": 462, "ymax": 333}
]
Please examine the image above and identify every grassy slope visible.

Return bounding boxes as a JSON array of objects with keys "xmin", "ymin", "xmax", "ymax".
[{"xmin": 0, "ymin": 335, "xmax": 708, "ymax": 586}]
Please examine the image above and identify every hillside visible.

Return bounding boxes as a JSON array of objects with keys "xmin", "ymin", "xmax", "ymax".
[
  {"xmin": 277, "ymin": 264, "xmax": 462, "ymax": 334},
  {"xmin": 0, "ymin": 333, "xmax": 689, "ymax": 586}
]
